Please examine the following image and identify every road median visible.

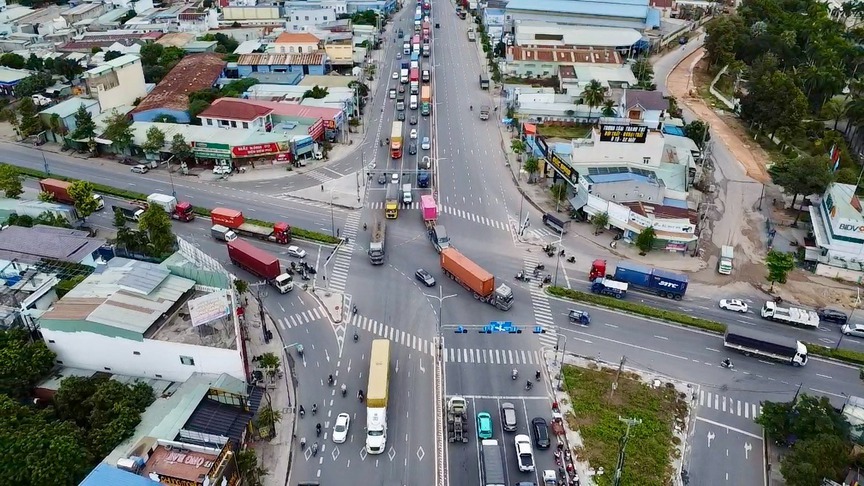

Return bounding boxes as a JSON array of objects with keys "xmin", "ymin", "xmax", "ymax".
[{"xmin": 547, "ymin": 286, "xmax": 864, "ymax": 367}]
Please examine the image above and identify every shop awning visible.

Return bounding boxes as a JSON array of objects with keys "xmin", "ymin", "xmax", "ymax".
[{"xmin": 569, "ymin": 191, "xmax": 588, "ymax": 211}]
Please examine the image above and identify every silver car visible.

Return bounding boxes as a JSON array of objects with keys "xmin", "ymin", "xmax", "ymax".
[
  {"xmin": 842, "ymin": 323, "xmax": 864, "ymax": 338},
  {"xmin": 501, "ymin": 402, "xmax": 517, "ymax": 432}
]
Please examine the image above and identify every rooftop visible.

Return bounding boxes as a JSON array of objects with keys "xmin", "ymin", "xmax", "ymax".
[
  {"xmin": 0, "ymin": 225, "xmax": 106, "ymax": 264},
  {"xmin": 274, "ymin": 32, "xmax": 320, "ymax": 44},
  {"xmin": 297, "ymin": 74, "xmax": 359, "ymax": 88},
  {"xmin": 155, "ymin": 32, "xmax": 195, "ymax": 48},
  {"xmin": 129, "ymin": 121, "xmax": 267, "ymax": 147},
  {"xmin": 623, "ymin": 200, "xmax": 696, "ymax": 223},
  {"xmin": 509, "ymin": 46, "xmax": 622, "ymax": 64},
  {"xmin": 225, "ymin": 98, "xmax": 341, "ymax": 120},
  {"xmin": 61, "ymin": 2, "xmax": 103, "ymax": 16},
  {"xmin": 199, "ymin": 98, "xmax": 273, "ymax": 122},
  {"xmin": 505, "ymin": 0, "xmax": 650, "ymax": 20},
  {"xmin": 0, "ymin": 66, "xmax": 32, "ymax": 84},
  {"xmin": 130, "ymin": 53, "xmax": 226, "ymax": 115},
  {"xmin": 827, "ymin": 183, "xmax": 864, "ymax": 221},
  {"xmin": 237, "ymin": 52, "xmax": 326, "ymax": 66},
  {"xmin": 515, "ymin": 22, "xmax": 643, "ymax": 48},
  {"xmin": 39, "ymin": 96, "xmax": 99, "ymax": 119},
  {"xmin": 622, "ymin": 89, "xmax": 668, "ymax": 111},
  {"xmin": 82, "ymin": 54, "xmax": 141, "ymax": 78}
]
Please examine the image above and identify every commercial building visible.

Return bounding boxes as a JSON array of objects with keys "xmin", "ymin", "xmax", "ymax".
[
  {"xmin": 504, "ymin": 0, "xmax": 659, "ymax": 31},
  {"xmin": 81, "ymin": 54, "xmax": 147, "ymax": 113},
  {"xmin": 0, "ymin": 65, "xmax": 31, "ymax": 96},
  {"xmin": 808, "ymin": 183, "xmax": 864, "ymax": 272},
  {"xmin": 235, "ymin": 52, "xmax": 328, "ymax": 77},
  {"xmin": 129, "ymin": 53, "xmax": 226, "ymax": 123},
  {"xmin": 39, "ymin": 96, "xmax": 100, "ymax": 143}
]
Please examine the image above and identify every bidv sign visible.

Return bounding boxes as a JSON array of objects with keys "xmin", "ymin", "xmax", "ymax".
[{"xmin": 839, "ymin": 223, "xmax": 864, "ymax": 233}]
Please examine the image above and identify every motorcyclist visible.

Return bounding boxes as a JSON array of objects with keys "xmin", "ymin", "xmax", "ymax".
[
  {"xmin": 535, "ymin": 370, "xmax": 541, "ymax": 381},
  {"xmin": 358, "ymin": 389, "xmax": 364, "ymax": 401},
  {"xmin": 723, "ymin": 358, "xmax": 733, "ymax": 368},
  {"xmin": 328, "ymin": 374, "xmax": 334, "ymax": 385},
  {"xmin": 316, "ymin": 423, "xmax": 322, "ymax": 436},
  {"xmin": 352, "ymin": 304, "xmax": 358, "ymax": 314},
  {"xmin": 311, "ymin": 403, "xmax": 317, "ymax": 415},
  {"xmin": 469, "ymin": 105, "xmax": 473, "ymax": 111},
  {"xmin": 341, "ymin": 383, "xmax": 347, "ymax": 396},
  {"xmin": 363, "ymin": 223, "xmax": 367, "ymax": 231},
  {"xmin": 353, "ymin": 332, "xmax": 359, "ymax": 342},
  {"xmin": 299, "ymin": 405, "xmax": 305, "ymax": 417},
  {"xmin": 512, "ymin": 368, "xmax": 518, "ymax": 379},
  {"xmin": 526, "ymin": 380, "xmax": 533, "ymax": 390}
]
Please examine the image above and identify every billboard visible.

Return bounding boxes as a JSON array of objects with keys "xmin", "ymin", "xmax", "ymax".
[
  {"xmin": 187, "ymin": 290, "xmax": 231, "ymax": 327},
  {"xmin": 232, "ymin": 142, "xmax": 289, "ymax": 158},
  {"xmin": 599, "ymin": 124, "xmax": 648, "ymax": 143}
]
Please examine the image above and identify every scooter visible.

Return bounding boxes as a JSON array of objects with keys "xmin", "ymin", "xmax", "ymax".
[
  {"xmin": 534, "ymin": 263, "xmax": 545, "ymax": 271},
  {"xmin": 352, "ymin": 305, "xmax": 358, "ymax": 315},
  {"xmin": 316, "ymin": 423, "xmax": 321, "ymax": 437},
  {"xmin": 525, "ymin": 380, "xmax": 533, "ymax": 390},
  {"xmin": 515, "ymin": 271, "xmax": 529, "ymax": 282},
  {"xmin": 566, "ymin": 256, "xmax": 576, "ymax": 263},
  {"xmin": 511, "ymin": 369, "xmax": 518, "ymax": 380},
  {"xmin": 542, "ymin": 274, "xmax": 552, "ymax": 284},
  {"xmin": 312, "ymin": 442, "xmax": 319, "ymax": 456},
  {"xmin": 353, "ymin": 332, "xmax": 359, "ymax": 342},
  {"xmin": 721, "ymin": 360, "xmax": 734, "ymax": 370}
]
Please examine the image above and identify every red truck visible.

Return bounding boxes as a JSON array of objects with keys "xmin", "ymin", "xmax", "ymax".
[
  {"xmin": 210, "ymin": 207, "xmax": 291, "ymax": 244},
  {"xmin": 226, "ymin": 239, "xmax": 293, "ymax": 293},
  {"xmin": 440, "ymin": 248, "xmax": 513, "ymax": 310},
  {"xmin": 39, "ymin": 178, "xmax": 104, "ymax": 210}
]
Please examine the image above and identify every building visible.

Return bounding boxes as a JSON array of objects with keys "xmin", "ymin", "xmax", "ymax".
[
  {"xmin": 273, "ymin": 32, "xmax": 321, "ymax": 54},
  {"xmin": 808, "ymin": 183, "xmax": 864, "ymax": 272},
  {"xmin": 504, "ymin": 0, "xmax": 659, "ymax": 31},
  {"xmin": 39, "ymin": 96, "xmax": 100, "ymax": 143},
  {"xmin": 81, "ymin": 54, "xmax": 147, "ymax": 113},
  {"xmin": 0, "ymin": 66, "xmax": 31, "ymax": 96},
  {"xmin": 199, "ymin": 97, "xmax": 340, "ymax": 141},
  {"xmin": 235, "ymin": 52, "xmax": 327, "ymax": 77},
  {"xmin": 129, "ymin": 52, "xmax": 226, "ymax": 123},
  {"xmin": 618, "ymin": 89, "xmax": 668, "ymax": 129},
  {"xmin": 57, "ymin": 32, "xmax": 161, "ymax": 53},
  {"xmin": 60, "ymin": 2, "xmax": 109, "ymax": 24},
  {"xmin": 323, "ymin": 33, "xmax": 353, "ymax": 66},
  {"xmin": 284, "ymin": 5, "xmax": 338, "ymax": 31},
  {"xmin": 198, "ymin": 98, "xmax": 274, "ymax": 131},
  {"xmin": 559, "ymin": 64, "xmax": 637, "ymax": 97},
  {"xmin": 222, "ymin": 5, "xmax": 281, "ymax": 23},
  {"xmin": 504, "ymin": 45, "xmax": 623, "ymax": 78}
]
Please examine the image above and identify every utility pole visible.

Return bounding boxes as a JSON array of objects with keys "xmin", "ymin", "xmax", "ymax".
[
  {"xmin": 613, "ymin": 416, "xmax": 642, "ymax": 486},
  {"xmin": 792, "ymin": 382, "xmax": 803, "ymax": 404},
  {"xmin": 611, "ymin": 355, "xmax": 626, "ymax": 398}
]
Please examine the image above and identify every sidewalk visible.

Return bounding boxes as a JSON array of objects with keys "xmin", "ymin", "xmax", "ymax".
[{"xmin": 241, "ymin": 293, "xmax": 297, "ymax": 486}]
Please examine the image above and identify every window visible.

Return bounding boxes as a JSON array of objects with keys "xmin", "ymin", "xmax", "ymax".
[
  {"xmin": 305, "ymin": 15, "xmax": 309, "ymax": 20},
  {"xmin": 133, "ymin": 351, "xmax": 141, "ymax": 355},
  {"xmin": 155, "ymin": 374, "xmax": 163, "ymax": 378},
  {"xmin": 323, "ymin": 15, "xmax": 328, "ymax": 20},
  {"xmin": 242, "ymin": 122, "xmax": 249, "ymax": 128},
  {"xmin": 231, "ymin": 121, "xmax": 237, "ymax": 128},
  {"xmin": 643, "ymin": 157, "xmax": 650, "ymax": 164},
  {"xmin": 103, "ymin": 367, "xmax": 112, "ymax": 371},
  {"xmin": 48, "ymin": 339, "xmax": 55, "ymax": 343},
  {"xmin": 206, "ymin": 119, "xmax": 213, "ymax": 126},
  {"xmin": 180, "ymin": 356, "xmax": 195, "ymax": 366}
]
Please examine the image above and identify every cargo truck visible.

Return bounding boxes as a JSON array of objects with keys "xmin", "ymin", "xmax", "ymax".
[
  {"xmin": 440, "ymin": 248, "xmax": 513, "ymax": 310},
  {"xmin": 421, "ymin": 86, "xmax": 431, "ymax": 115},
  {"xmin": 718, "ymin": 245, "xmax": 734, "ymax": 275},
  {"xmin": 390, "ymin": 121, "xmax": 403, "ymax": 159},
  {"xmin": 479, "ymin": 74, "xmax": 489, "ymax": 90},
  {"xmin": 590, "ymin": 259, "xmax": 688, "ymax": 300},
  {"xmin": 385, "ymin": 183, "xmax": 399, "ymax": 219},
  {"xmin": 590, "ymin": 278, "xmax": 628, "ymax": 299},
  {"xmin": 226, "ymin": 239, "xmax": 293, "ymax": 293},
  {"xmin": 112, "ymin": 202, "xmax": 146, "ymax": 222},
  {"xmin": 479, "ymin": 105, "xmax": 490, "ymax": 120},
  {"xmin": 467, "ymin": 29, "xmax": 476, "ymax": 42},
  {"xmin": 366, "ymin": 339, "xmax": 391, "ymax": 454},
  {"xmin": 368, "ymin": 218, "xmax": 385, "ymax": 265},
  {"xmin": 39, "ymin": 178, "xmax": 104, "ymax": 210},
  {"xmin": 146, "ymin": 193, "xmax": 195, "ymax": 222},
  {"xmin": 480, "ymin": 439, "xmax": 506, "ymax": 486},
  {"xmin": 5, "ymin": 199, "xmax": 80, "ymax": 226},
  {"xmin": 446, "ymin": 396, "xmax": 468, "ymax": 443},
  {"xmin": 400, "ymin": 68, "xmax": 409, "ymax": 83},
  {"xmin": 211, "ymin": 224, "xmax": 238, "ymax": 242},
  {"xmin": 210, "ymin": 207, "xmax": 291, "ymax": 244},
  {"xmin": 421, "ymin": 194, "xmax": 437, "ymax": 229},
  {"xmin": 410, "ymin": 68, "xmax": 419, "ymax": 94},
  {"xmin": 724, "ymin": 327, "xmax": 808, "ymax": 366},
  {"xmin": 760, "ymin": 301, "xmax": 820, "ymax": 329}
]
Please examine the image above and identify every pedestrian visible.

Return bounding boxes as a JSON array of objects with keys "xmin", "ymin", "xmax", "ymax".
[
  {"xmin": 337, "ymin": 228, "xmax": 341, "ymax": 237},
  {"xmin": 321, "ymin": 185, "xmax": 324, "ymax": 191}
]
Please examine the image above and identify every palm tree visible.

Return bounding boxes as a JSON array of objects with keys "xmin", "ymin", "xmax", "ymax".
[
  {"xmin": 601, "ymin": 100, "xmax": 617, "ymax": 117},
  {"xmin": 583, "ymin": 79, "xmax": 607, "ymax": 123}
]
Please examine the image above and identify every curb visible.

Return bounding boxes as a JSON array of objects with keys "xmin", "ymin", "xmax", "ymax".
[
  {"xmin": 311, "ymin": 287, "xmax": 345, "ymax": 324},
  {"xmin": 287, "ymin": 193, "xmax": 363, "ymax": 211}
]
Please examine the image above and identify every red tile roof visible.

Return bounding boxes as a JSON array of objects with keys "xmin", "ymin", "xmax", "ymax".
[
  {"xmin": 199, "ymin": 98, "xmax": 274, "ymax": 121},
  {"xmin": 623, "ymin": 201, "xmax": 697, "ymax": 224},
  {"xmin": 209, "ymin": 98, "xmax": 340, "ymax": 120},
  {"xmin": 275, "ymin": 32, "xmax": 320, "ymax": 44},
  {"xmin": 509, "ymin": 46, "xmax": 621, "ymax": 64},
  {"xmin": 130, "ymin": 53, "xmax": 226, "ymax": 115}
]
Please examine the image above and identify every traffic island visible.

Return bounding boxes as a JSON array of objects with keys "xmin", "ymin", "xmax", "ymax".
[
  {"xmin": 311, "ymin": 286, "xmax": 344, "ymax": 323},
  {"xmin": 551, "ymin": 358, "xmax": 690, "ymax": 485}
]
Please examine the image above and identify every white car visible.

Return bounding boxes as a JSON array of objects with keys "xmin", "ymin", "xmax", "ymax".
[
  {"xmin": 421, "ymin": 137, "xmax": 431, "ymax": 150},
  {"xmin": 514, "ymin": 434, "xmax": 535, "ymax": 472},
  {"xmin": 131, "ymin": 165, "xmax": 149, "ymax": 174},
  {"xmin": 286, "ymin": 245, "xmax": 306, "ymax": 259},
  {"xmin": 332, "ymin": 413, "xmax": 350, "ymax": 443},
  {"xmin": 391, "ymin": 173, "xmax": 399, "ymax": 183},
  {"xmin": 392, "ymin": 71, "xmax": 399, "ymax": 79},
  {"xmin": 409, "ymin": 129, "xmax": 418, "ymax": 139},
  {"xmin": 213, "ymin": 165, "xmax": 231, "ymax": 175},
  {"xmin": 719, "ymin": 299, "xmax": 749, "ymax": 313}
]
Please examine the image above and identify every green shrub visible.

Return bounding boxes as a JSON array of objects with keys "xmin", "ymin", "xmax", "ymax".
[{"xmin": 805, "ymin": 343, "xmax": 864, "ymax": 366}]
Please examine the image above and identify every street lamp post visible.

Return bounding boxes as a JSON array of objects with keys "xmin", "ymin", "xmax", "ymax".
[
  {"xmin": 555, "ymin": 334, "xmax": 567, "ymax": 391},
  {"xmin": 40, "ymin": 149, "xmax": 49, "ymax": 175},
  {"xmin": 329, "ymin": 187, "xmax": 336, "ymax": 236},
  {"xmin": 837, "ymin": 289, "xmax": 861, "ymax": 350},
  {"xmin": 553, "ymin": 223, "xmax": 569, "ymax": 286},
  {"xmin": 425, "ymin": 286, "xmax": 457, "ymax": 359},
  {"xmin": 166, "ymin": 155, "xmax": 177, "ymax": 198}
]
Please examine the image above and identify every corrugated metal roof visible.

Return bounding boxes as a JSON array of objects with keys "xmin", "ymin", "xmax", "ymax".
[
  {"xmin": 237, "ymin": 52, "xmax": 326, "ymax": 66},
  {"xmin": 80, "ymin": 463, "xmax": 161, "ymax": 486},
  {"xmin": 506, "ymin": 0, "xmax": 649, "ymax": 19}
]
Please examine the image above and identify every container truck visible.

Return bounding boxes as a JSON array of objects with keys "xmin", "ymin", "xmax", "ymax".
[
  {"xmin": 590, "ymin": 278, "xmax": 628, "ymax": 299},
  {"xmin": 590, "ymin": 259, "xmax": 688, "ymax": 300},
  {"xmin": 421, "ymin": 194, "xmax": 437, "ymax": 229},
  {"xmin": 410, "ymin": 68, "xmax": 419, "ymax": 94},
  {"xmin": 718, "ymin": 245, "xmax": 734, "ymax": 275},
  {"xmin": 440, "ymin": 248, "xmax": 513, "ymax": 310},
  {"xmin": 226, "ymin": 239, "xmax": 293, "ymax": 293},
  {"xmin": 210, "ymin": 207, "xmax": 291, "ymax": 244},
  {"xmin": 480, "ymin": 439, "xmax": 506, "ymax": 486},
  {"xmin": 39, "ymin": 178, "xmax": 104, "ymax": 210},
  {"xmin": 366, "ymin": 339, "xmax": 391, "ymax": 454},
  {"xmin": 760, "ymin": 301, "xmax": 820, "ymax": 329},
  {"xmin": 724, "ymin": 327, "xmax": 808, "ymax": 366},
  {"xmin": 390, "ymin": 121, "xmax": 403, "ymax": 159},
  {"xmin": 112, "ymin": 202, "xmax": 146, "ymax": 222},
  {"xmin": 211, "ymin": 224, "xmax": 238, "ymax": 242},
  {"xmin": 368, "ymin": 218, "xmax": 385, "ymax": 265},
  {"xmin": 421, "ymin": 86, "xmax": 431, "ymax": 115},
  {"xmin": 385, "ymin": 183, "xmax": 399, "ymax": 219},
  {"xmin": 146, "ymin": 193, "xmax": 195, "ymax": 222}
]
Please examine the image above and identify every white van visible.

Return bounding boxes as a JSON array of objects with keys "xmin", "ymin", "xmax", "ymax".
[
  {"xmin": 410, "ymin": 60, "xmax": 419, "ymax": 70},
  {"xmin": 409, "ymin": 95, "xmax": 418, "ymax": 110},
  {"xmin": 403, "ymin": 43, "xmax": 410, "ymax": 54}
]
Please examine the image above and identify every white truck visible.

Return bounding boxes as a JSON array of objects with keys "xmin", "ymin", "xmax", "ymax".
[
  {"xmin": 760, "ymin": 301, "xmax": 820, "ymax": 329},
  {"xmin": 724, "ymin": 327, "xmax": 808, "ymax": 366},
  {"xmin": 718, "ymin": 245, "xmax": 733, "ymax": 274},
  {"xmin": 366, "ymin": 339, "xmax": 391, "ymax": 454},
  {"xmin": 400, "ymin": 68, "xmax": 409, "ymax": 83},
  {"xmin": 146, "ymin": 193, "xmax": 195, "ymax": 222}
]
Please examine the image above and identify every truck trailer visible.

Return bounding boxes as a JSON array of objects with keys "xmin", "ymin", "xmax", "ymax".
[
  {"xmin": 368, "ymin": 218, "xmax": 386, "ymax": 265},
  {"xmin": 590, "ymin": 259, "xmax": 688, "ymax": 300},
  {"xmin": 760, "ymin": 301, "xmax": 820, "ymax": 329},
  {"xmin": 226, "ymin": 239, "xmax": 293, "ymax": 293},
  {"xmin": 210, "ymin": 207, "xmax": 291, "ymax": 244},
  {"xmin": 724, "ymin": 327, "xmax": 808, "ymax": 366},
  {"xmin": 590, "ymin": 278, "xmax": 628, "ymax": 299},
  {"xmin": 480, "ymin": 439, "xmax": 506, "ymax": 486},
  {"xmin": 146, "ymin": 193, "xmax": 195, "ymax": 222},
  {"xmin": 366, "ymin": 339, "xmax": 391, "ymax": 454},
  {"xmin": 421, "ymin": 86, "xmax": 431, "ymax": 115},
  {"xmin": 39, "ymin": 178, "xmax": 104, "ymax": 210},
  {"xmin": 421, "ymin": 194, "xmax": 437, "ymax": 229},
  {"xmin": 440, "ymin": 248, "xmax": 513, "ymax": 310}
]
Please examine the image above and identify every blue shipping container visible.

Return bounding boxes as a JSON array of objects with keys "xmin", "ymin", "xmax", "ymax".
[
  {"xmin": 652, "ymin": 268, "xmax": 688, "ymax": 294},
  {"xmin": 613, "ymin": 261, "xmax": 688, "ymax": 298},
  {"xmin": 613, "ymin": 261, "xmax": 652, "ymax": 287}
]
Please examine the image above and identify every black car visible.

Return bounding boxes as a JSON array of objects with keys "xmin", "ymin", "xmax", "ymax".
[
  {"xmin": 415, "ymin": 268, "xmax": 436, "ymax": 287},
  {"xmin": 410, "ymin": 115, "xmax": 418, "ymax": 125},
  {"xmin": 377, "ymin": 173, "xmax": 387, "ymax": 184},
  {"xmin": 817, "ymin": 308, "xmax": 848, "ymax": 325},
  {"xmin": 531, "ymin": 418, "xmax": 550, "ymax": 449},
  {"xmin": 409, "ymin": 142, "xmax": 417, "ymax": 155},
  {"xmin": 396, "ymin": 111, "xmax": 405, "ymax": 121}
]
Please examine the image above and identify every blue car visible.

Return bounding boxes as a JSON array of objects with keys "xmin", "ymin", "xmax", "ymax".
[{"xmin": 477, "ymin": 412, "xmax": 493, "ymax": 439}]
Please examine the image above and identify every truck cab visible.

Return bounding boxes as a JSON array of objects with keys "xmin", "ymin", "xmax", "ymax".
[
  {"xmin": 431, "ymin": 225, "xmax": 450, "ymax": 252},
  {"xmin": 274, "ymin": 273, "xmax": 294, "ymax": 293}
]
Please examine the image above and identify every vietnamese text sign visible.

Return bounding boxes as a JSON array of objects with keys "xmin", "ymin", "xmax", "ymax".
[
  {"xmin": 187, "ymin": 290, "xmax": 230, "ymax": 327},
  {"xmin": 599, "ymin": 124, "xmax": 648, "ymax": 143}
]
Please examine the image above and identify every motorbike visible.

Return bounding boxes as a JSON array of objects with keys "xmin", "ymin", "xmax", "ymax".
[
  {"xmin": 297, "ymin": 344, "xmax": 304, "ymax": 357},
  {"xmin": 312, "ymin": 404, "xmax": 317, "ymax": 415},
  {"xmin": 721, "ymin": 360, "xmax": 734, "ymax": 370},
  {"xmin": 358, "ymin": 391, "xmax": 364, "ymax": 402},
  {"xmin": 301, "ymin": 272, "xmax": 311, "ymax": 281},
  {"xmin": 535, "ymin": 263, "xmax": 545, "ymax": 271},
  {"xmin": 299, "ymin": 406, "xmax": 305, "ymax": 418},
  {"xmin": 511, "ymin": 369, "xmax": 518, "ymax": 380},
  {"xmin": 566, "ymin": 256, "xmax": 576, "ymax": 263},
  {"xmin": 353, "ymin": 332, "xmax": 359, "ymax": 342},
  {"xmin": 515, "ymin": 271, "xmax": 529, "ymax": 282},
  {"xmin": 316, "ymin": 424, "xmax": 321, "ymax": 437},
  {"xmin": 341, "ymin": 384, "xmax": 347, "ymax": 397},
  {"xmin": 300, "ymin": 437, "xmax": 306, "ymax": 449},
  {"xmin": 535, "ymin": 370, "xmax": 541, "ymax": 381},
  {"xmin": 543, "ymin": 274, "xmax": 552, "ymax": 284},
  {"xmin": 312, "ymin": 442, "xmax": 319, "ymax": 456},
  {"xmin": 525, "ymin": 380, "xmax": 533, "ymax": 390},
  {"xmin": 352, "ymin": 305, "xmax": 358, "ymax": 315}
]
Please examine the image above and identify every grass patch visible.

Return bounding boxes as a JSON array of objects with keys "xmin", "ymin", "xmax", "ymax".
[
  {"xmin": 13, "ymin": 166, "xmax": 340, "ymax": 244},
  {"xmin": 547, "ymin": 286, "xmax": 864, "ymax": 367},
  {"xmin": 536, "ymin": 124, "xmax": 592, "ymax": 140},
  {"xmin": 563, "ymin": 365, "xmax": 686, "ymax": 486}
]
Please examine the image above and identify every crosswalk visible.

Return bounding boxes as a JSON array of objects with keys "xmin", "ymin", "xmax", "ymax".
[
  {"xmin": 522, "ymin": 257, "xmax": 559, "ymax": 349},
  {"xmin": 274, "ymin": 307, "xmax": 327, "ymax": 329},
  {"xmin": 698, "ymin": 390, "xmax": 762, "ymax": 419},
  {"xmin": 365, "ymin": 202, "xmax": 508, "ymax": 231},
  {"xmin": 304, "ymin": 170, "xmax": 335, "ymax": 184},
  {"xmin": 350, "ymin": 314, "xmax": 435, "ymax": 355},
  {"xmin": 326, "ymin": 212, "xmax": 361, "ymax": 292},
  {"xmin": 442, "ymin": 347, "xmax": 545, "ymax": 365}
]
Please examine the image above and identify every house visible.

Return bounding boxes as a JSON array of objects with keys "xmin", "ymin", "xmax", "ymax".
[
  {"xmin": 513, "ymin": 21, "xmax": 644, "ymax": 52},
  {"xmin": 618, "ymin": 89, "xmax": 668, "ymax": 129},
  {"xmin": 39, "ymin": 97, "xmax": 100, "ymax": 143},
  {"xmin": 81, "ymin": 54, "xmax": 147, "ymax": 113},
  {"xmin": 504, "ymin": 45, "xmax": 623, "ymax": 78},
  {"xmin": 323, "ymin": 33, "xmax": 353, "ymax": 66},
  {"xmin": 504, "ymin": 0, "xmax": 659, "ymax": 32},
  {"xmin": 272, "ymin": 32, "xmax": 321, "ymax": 54},
  {"xmin": 284, "ymin": 5, "xmax": 338, "ymax": 31},
  {"xmin": 0, "ymin": 66, "xmax": 31, "ymax": 96},
  {"xmin": 177, "ymin": 6, "xmax": 218, "ymax": 33},
  {"xmin": 236, "ymin": 52, "xmax": 327, "ymax": 77},
  {"xmin": 200, "ymin": 97, "xmax": 341, "ymax": 140},
  {"xmin": 129, "ymin": 52, "xmax": 226, "ymax": 123},
  {"xmin": 60, "ymin": 2, "xmax": 109, "ymax": 24},
  {"xmin": 57, "ymin": 32, "xmax": 161, "ymax": 53},
  {"xmin": 559, "ymin": 64, "xmax": 637, "ymax": 97},
  {"xmin": 198, "ymin": 98, "xmax": 274, "ymax": 132}
]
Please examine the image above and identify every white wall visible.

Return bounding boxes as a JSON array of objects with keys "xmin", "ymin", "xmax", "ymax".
[{"xmin": 42, "ymin": 329, "xmax": 245, "ymax": 382}]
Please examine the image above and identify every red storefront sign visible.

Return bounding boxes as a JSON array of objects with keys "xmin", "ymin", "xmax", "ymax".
[
  {"xmin": 323, "ymin": 119, "xmax": 336, "ymax": 130},
  {"xmin": 232, "ymin": 142, "xmax": 287, "ymax": 158},
  {"xmin": 274, "ymin": 152, "xmax": 292, "ymax": 162}
]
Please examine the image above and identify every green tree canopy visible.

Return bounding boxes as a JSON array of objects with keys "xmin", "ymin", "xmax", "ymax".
[
  {"xmin": 770, "ymin": 155, "xmax": 834, "ymax": 208},
  {"xmin": 592, "ymin": 211, "xmax": 609, "ymax": 235},
  {"xmin": 0, "ymin": 52, "xmax": 25, "ymax": 69},
  {"xmin": 684, "ymin": 120, "xmax": 710, "ymax": 148},
  {"xmin": 17, "ymin": 97, "xmax": 42, "ymax": 138},
  {"xmin": 583, "ymin": 79, "xmax": 607, "ymax": 119},
  {"xmin": 138, "ymin": 204, "xmax": 176, "ymax": 256},
  {"xmin": 70, "ymin": 105, "xmax": 96, "ymax": 142},
  {"xmin": 780, "ymin": 434, "xmax": 852, "ymax": 486},
  {"xmin": 14, "ymin": 72, "xmax": 53, "ymax": 97},
  {"xmin": 764, "ymin": 249, "xmax": 795, "ymax": 287},
  {"xmin": 171, "ymin": 133, "xmax": 193, "ymax": 162},
  {"xmin": 636, "ymin": 226, "xmax": 656, "ymax": 253},
  {"xmin": 101, "ymin": 110, "xmax": 134, "ymax": 153},
  {"xmin": 141, "ymin": 126, "xmax": 166, "ymax": 154},
  {"xmin": 0, "ymin": 329, "xmax": 56, "ymax": 399},
  {"xmin": 303, "ymin": 85, "xmax": 329, "ymax": 99},
  {"xmin": 68, "ymin": 180, "xmax": 100, "ymax": 220},
  {"xmin": 0, "ymin": 163, "xmax": 23, "ymax": 198}
]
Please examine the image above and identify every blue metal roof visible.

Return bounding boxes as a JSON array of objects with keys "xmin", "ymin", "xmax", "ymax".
[
  {"xmin": 645, "ymin": 8, "xmax": 661, "ymax": 28},
  {"xmin": 590, "ymin": 172, "xmax": 653, "ymax": 184},
  {"xmin": 79, "ymin": 464, "xmax": 160, "ymax": 486},
  {"xmin": 662, "ymin": 198, "xmax": 688, "ymax": 208},
  {"xmin": 506, "ymin": 0, "xmax": 649, "ymax": 20}
]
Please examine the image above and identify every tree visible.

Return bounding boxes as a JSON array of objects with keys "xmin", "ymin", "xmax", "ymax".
[
  {"xmin": 171, "ymin": 134, "xmax": 193, "ymax": 162},
  {"xmin": 550, "ymin": 182, "xmax": 568, "ymax": 206},
  {"xmin": 101, "ymin": 110, "xmax": 134, "ymax": 153},
  {"xmin": 16, "ymin": 97, "xmax": 42, "ymax": 138},
  {"xmin": 52, "ymin": 58, "xmax": 83, "ymax": 82},
  {"xmin": 781, "ymin": 434, "xmax": 851, "ymax": 486},
  {"xmin": 141, "ymin": 126, "xmax": 165, "ymax": 155},
  {"xmin": 67, "ymin": 181, "xmax": 100, "ymax": 220},
  {"xmin": 113, "ymin": 207, "xmax": 127, "ymax": 229},
  {"xmin": 704, "ymin": 15, "xmax": 745, "ymax": 68},
  {"xmin": 236, "ymin": 449, "xmax": 269, "ymax": 486},
  {"xmin": 523, "ymin": 156, "xmax": 539, "ymax": 182},
  {"xmin": 14, "ymin": 72, "xmax": 53, "ymax": 97},
  {"xmin": 188, "ymin": 99, "xmax": 211, "ymax": 123},
  {"xmin": 303, "ymin": 85, "xmax": 329, "ymax": 99},
  {"xmin": 601, "ymin": 99, "xmax": 616, "ymax": 117},
  {"xmin": 740, "ymin": 65, "xmax": 808, "ymax": 138},
  {"xmin": 138, "ymin": 204, "xmax": 176, "ymax": 256},
  {"xmin": 758, "ymin": 394, "xmax": 851, "ymax": 446},
  {"xmin": 821, "ymin": 98, "xmax": 849, "ymax": 130},
  {"xmin": 70, "ymin": 105, "xmax": 96, "ymax": 143},
  {"xmin": 33, "ymin": 210, "xmax": 72, "ymax": 228},
  {"xmin": 0, "ymin": 163, "xmax": 24, "ymax": 198},
  {"xmin": 103, "ymin": 50, "xmax": 124, "ymax": 62},
  {"xmin": 234, "ymin": 279, "xmax": 249, "ymax": 295},
  {"xmin": 25, "ymin": 53, "xmax": 42, "ymax": 71},
  {"xmin": 635, "ymin": 226, "xmax": 656, "ymax": 253},
  {"xmin": 0, "ymin": 329, "xmax": 56, "ymax": 398},
  {"xmin": 592, "ymin": 211, "xmax": 609, "ymax": 235},
  {"xmin": 139, "ymin": 42, "xmax": 164, "ymax": 66},
  {"xmin": 348, "ymin": 80, "xmax": 369, "ymax": 98},
  {"xmin": 583, "ymin": 79, "xmax": 607, "ymax": 121},
  {"xmin": 258, "ymin": 352, "xmax": 281, "ymax": 381},
  {"xmin": 631, "ymin": 58, "xmax": 654, "ymax": 85},
  {"xmin": 683, "ymin": 120, "xmax": 710, "ymax": 149},
  {"xmin": 765, "ymin": 249, "xmax": 795, "ymax": 289},
  {"xmin": 37, "ymin": 191, "xmax": 53, "ymax": 202},
  {"xmin": 771, "ymin": 155, "xmax": 834, "ymax": 215},
  {"xmin": 0, "ymin": 52, "xmax": 25, "ymax": 69},
  {"xmin": 511, "ymin": 139, "xmax": 526, "ymax": 157}
]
